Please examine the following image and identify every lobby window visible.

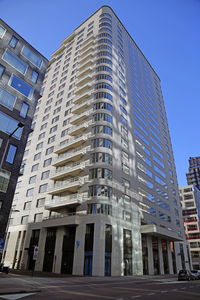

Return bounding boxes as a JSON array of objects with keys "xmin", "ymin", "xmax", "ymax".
[
  {"xmin": 39, "ymin": 183, "xmax": 48, "ymax": 193},
  {"xmin": 0, "ymin": 25, "xmax": 6, "ymax": 38},
  {"xmin": 21, "ymin": 45, "xmax": 42, "ymax": 68},
  {"xmin": 31, "ymin": 70, "xmax": 39, "ymax": 83},
  {"xmin": 5, "ymin": 144, "xmax": 17, "ymax": 164},
  {"xmin": 3, "ymin": 50, "xmax": 28, "ymax": 74},
  {"xmin": 0, "ymin": 112, "xmax": 23, "ymax": 139},
  {"xmin": 0, "ymin": 64, "xmax": 5, "ymax": 78},
  {"xmin": 9, "ymin": 36, "xmax": 19, "ymax": 48},
  {"xmin": 9, "ymin": 74, "xmax": 34, "ymax": 99},
  {"xmin": 0, "ymin": 87, "xmax": 16, "ymax": 110},
  {"xmin": 20, "ymin": 102, "xmax": 29, "ymax": 118}
]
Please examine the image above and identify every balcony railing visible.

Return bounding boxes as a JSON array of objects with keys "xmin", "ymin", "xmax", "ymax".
[
  {"xmin": 53, "ymin": 146, "xmax": 90, "ymax": 166},
  {"xmin": 71, "ymin": 99, "xmax": 93, "ymax": 114},
  {"xmin": 68, "ymin": 120, "xmax": 93, "ymax": 136},
  {"xmin": 50, "ymin": 161, "xmax": 90, "ymax": 180},
  {"xmin": 45, "ymin": 193, "xmax": 87, "ymax": 210},
  {"xmin": 70, "ymin": 110, "xmax": 91, "ymax": 125},
  {"xmin": 48, "ymin": 176, "xmax": 90, "ymax": 195},
  {"xmin": 54, "ymin": 134, "xmax": 90, "ymax": 154}
]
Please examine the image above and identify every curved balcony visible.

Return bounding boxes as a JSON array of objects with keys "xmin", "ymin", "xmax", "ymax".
[
  {"xmin": 73, "ymin": 90, "xmax": 92, "ymax": 104},
  {"xmin": 76, "ymin": 73, "xmax": 93, "ymax": 87},
  {"xmin": 77, "ymin": 67, "xmax": 93, "ymax": 79},
  {"xmin": 48, "ymin": 176, "xmax": 89, "ymax": 195},
  {"xmin": 53, "ymin": 146, "xmax": 90, "ymax": 166},
  {"xmin": 50, "ymin": 161, "xmax": 90, "ymax": 180},
  {"xmin": 79, "ymin": 46, "xmax": 95, "ymax": 60},
  {"xmin": 78, "ymin": 60, "xmax": 93, "ymax": 73},
  {"xmin": 55, "ymin": 134, "xmax": 89, "ymax": 154},
  {"xmin": 75, "ymin": 82, "xmax": 92, "ymax": 95}
]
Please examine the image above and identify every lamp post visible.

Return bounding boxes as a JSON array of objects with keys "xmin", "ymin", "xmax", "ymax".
[{"xmin": 0, "ymin": 122, "xmax": 24, "ymax": 169}]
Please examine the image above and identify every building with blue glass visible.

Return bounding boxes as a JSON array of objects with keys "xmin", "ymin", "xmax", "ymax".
[
  {"xmin": 4, "ymin": 7, "xmax": 189, "ymax": 275},
  {"xmin": 0, "ymin": 19, "xmax": 48, "ymax": 256}
]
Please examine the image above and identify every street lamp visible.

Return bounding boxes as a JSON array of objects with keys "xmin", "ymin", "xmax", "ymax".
[{"xmin": 0, "ymin": 122, "xmax": 24, "ymax": 169}]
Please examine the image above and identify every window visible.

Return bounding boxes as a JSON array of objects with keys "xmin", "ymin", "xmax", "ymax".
[
  {"xmin": 34, "ymin": 152, "xmax": 41, "ymax": 161},
  {"xmin": 3, "ymin": 50, "xmax": 28, "ymax": 74},
  {"xmin": 0, "ymin": 87, "xmax": 16, "ymax": 110},
  {"xmin": 0, "ymin": 112, "xmax": 23, "ymax": 139},
  {"xmin": 9, "ymin": 74, "xmax": 34, "ymax": 99},
  {"xmin": 6, "ymin": 144, "xmax": 17, "ymax": 164},
  {"xmin": 0, "ymin": 64, "xmax": 5, "ymax": 78},
  {"xmin": 38, "ymin": 132, "xmax": 45, "ymax": 140},
  {"xmin": 31, "ymin": 70, "xmax": 39, "ymax": 83},
  {"xmin": 29, "ymin": 175, "xmax": 36, "ymax": 184},
  {"xmin": 21, "ymin": 215, "xmax": 29, "ymax": 225},
  {"xmin": 31, "ymin": 164, "xmax": 39, "ymax": 172},
  {"xmin": 43, "ymin": 158, "xmax": 52, "ymax": 167},
  {"xmin": 34, "ymin": 213, "xmax": 43, "ymax": 223},
  {"xmin": 90, "ymin": 168, "xmax": 112, "ymax": 180},
  {"xmin": 26, "ymin": 188, "xmax": 34, "ymax": 197},
  {"xmin": 20, "ymin": 103, "xmax": 29, "ymax": 118},
  {"xmin": 36, "ymin": 198, "xmax": 45, "ymax": 207},
  {"xmin": 41, "ymin": 170, "xmax": 50, "ymax": 180},
  {"xmin": 36, "ymin": 142, "xmax": 43, "ymax": 150},
  {"xmin": 0, "ymin": 25, "xmax": 6, "ymax": 38},
  {"xmin": 89, "ymin": 185, "xmax": 112, "ymax": 198},
  {"xmin": 48, "ymin": 135, "xmax": 56, "ymax": 144},
  {"xmin": 40, "ymin": 123, "xmax": 47, "ymax": 131},
  {"xmin": 21, "ymin": 46, "xmax": 43, "ymax": 68},
  {"xmin": 24, "ymin": 201, "xmax": 31, "ymax": 210},
  {"xmin": 39, "ymin": 183, "xmax": 48, "ymax": 193},
  {"xmin": 9, "ymin": 36, "xmax": 19, "ymax": 48},
  {"xmin": 0, "ymin": 169, "xmax": 10, "ymax": 193},
  {"xmin": 92, "ymin": 138, "xmax": 112, "ymax": 149},
  {"xmin": 46, "ymin": 146, "xmax": 54, "ymax": 155},
  {"xmin": 49, "ymin": 125, "xmax": 57, "ymax": 134}
]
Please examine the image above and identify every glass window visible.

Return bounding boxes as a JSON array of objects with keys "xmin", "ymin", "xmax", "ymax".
[
  {"xmin": 0, "ymin": 112, "xmax": 23, "ymax": 139},
  {"xmin": 0, "ymin": 168, "xmax": 10, "ymax": 193},
  {"xmin": 41, "ymin": 170, "xmax": 50, "ymax": 180},
  {"xmin": 20, "ymin": 102, "xmax": 29, "ymax": 118},
  {"xmin": 21, "ymin": 46, "xmax": 43, "ymax": 68},
  {"xmin": 21, "ymin": 215, "xmax": 29, "ymax": 225},
  {"xmin": 43, "ymin": 158, "xmax": 52, "ymax": 167},
  {"xmin": 0, "ymin": 64, "xmax": 5, "ymax": 78},
  {"xmin": 9, "ymin": 74, "xmax": 34, "ymax": 99},
  {"xmin": 9, "ymin": 36, "xmax": 19, "ymax": 48},
  {"xmin": 24, "ymin": 201, "xmax": 31, "ymax": 210},
  {"xmin": 46, "ymin": 146, "xmax": 54, "ymax": 155},
  {"xmin": 34, "ymin": 152, "xmax": 41, "ymax": 161},
  {"xmin": 0, "ymin": 25, "xmax": 6, "ymax": 38},
  {"xmin": 39, "ymin": 183, "xmax": 48, "ymax": 193},
  {"xmin": 26, "ymin": 188, "xmax": 34, "ymax": 197},
  {"xmin": 31, "ymin": 164, "xmax": 39, "ymax": 172},
  {"xmin": 29, "ymin": 175, "xmax": 36, "ymax": 184},
  {"xmin": 3, "ymin": 50, "xmax": 28, "ymax": 74},
  {"xmin": 34, "ymin": 213, "xmax": 43, "ymax": 223},
  {"xmin": 31, "ymin": 70, "xmax": 39, "ymax": 83},
  {"xmin": 0, "ymin": 87, "xmax": 16, "ymax": 110},
  {"xmin": 36, "ymin": 198, "xmax": 45, "ymax": 207},
  {"xmin": 6, "ymin": 144, "xmax": 17, "ymax": 164}
]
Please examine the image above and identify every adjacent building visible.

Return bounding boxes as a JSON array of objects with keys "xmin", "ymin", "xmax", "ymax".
[
  {"xmin": 3, "ymin": 6, "xmax": 189, "ymax": 276},
  {"xmin": 186, "ymin": 156, "xmax": 200, "ymax": 190},
  {"xmin": 0, "ymin": 19, "xmax": 48, "ymax": 254},
  {"xmin": 179, "ymin": 185, "xmax": 200, "ymax": 270}
]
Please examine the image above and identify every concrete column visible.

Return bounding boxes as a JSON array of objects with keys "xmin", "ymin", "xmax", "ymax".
[
  {"xmin": 53, "ymin": 227, "xmax": 65, "ymax": 273},
  {"xmin": 92, "ymin": 220, "xmax": 105, "ymax": 276},
  {"xmin": 112, "ymin": 224, "xmax": 123, "ymax": 276},
  {"xmin": 174, "ymin": 241, "xmax": 182, "ymax": 272},
  {"xmin": 73, "ymin": 224, "xmax": 86, "ymax": 275},
  {"xmin": 158, "ymin": 239, "xmax": 164, "ymax": 275},
  {"xmin": 132, "ymin": 229, "xmax": 143, "ymax": 275},
  {"xmin": 167, "ymin": 240, "xmax": 174, "ymax": 274},
  {"xmin": 35, "ymin": 227, "xmax": 47, "ymax": 271},
  {"xmin": 147, "ymin": 235, "xmax": 154, "ymax": 275}
]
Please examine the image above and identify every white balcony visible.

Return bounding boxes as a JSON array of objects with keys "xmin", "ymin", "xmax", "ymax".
[
  {"xmin": 81, "ymin": 35, "xmax": 95, "ymax": 48},
  {"xmin": 73, "ymin": 90, "xmax": 92, "ymax": 104},
  {"xmin": 55, "ymin": 134, "xmax": 89, "ymax": 154},
  {"xmin": 45, "ymin": 193, "xmax": 87, "ymax": 210},
  {"xmin": 50, "ymin": 161, "xmax": 90, "ymax": 180},
  {"xmin": 79, "ymin": 46, "xmax": 95, "ymax": 60},
  {"xmin": 48, "ymin": 176, "xmax": 89, "ymax": 195},
  {"xmin": 70, "ymin": 110, "xmax": 90, "ymax": 125},
  {"xmin": 79, "ymin": 53, "xmax": 94, "ymax": 67},
  {"xmin": 75, "ymin": 82, "xmax": 92, "ymax": 95},
  {"xmin": 71, "ymin": 99, "xmax": 93, "ymax": 114},
  {"xmin": 76, "ymin": 67, "xmax": 93, "ymax": 79},
  {"xmin": 68, "ymin": 120, "xmax": 92, "ymax": 136},
  {"xmin": 53, "ymin": 146, "xmax": 90, "ymax": 166},
  {"xmin": 76, "ymin": 73, "xmax": 93, "ymax": 87},
  {"xmin": 78, "ymin": 60, "xmax": 93, "ymax": 73}
]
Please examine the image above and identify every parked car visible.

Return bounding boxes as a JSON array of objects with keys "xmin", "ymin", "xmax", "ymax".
[
  {"xmin": 191, "ymin": 270, "xmax": 200, "ymax": 280},
  {"xmin": 0, "ymin": 263, "xmax": 9, "ymax": 274},
  {"xmin": 178, "ymin": 270, "xmax": 193, "ymax": 281}
]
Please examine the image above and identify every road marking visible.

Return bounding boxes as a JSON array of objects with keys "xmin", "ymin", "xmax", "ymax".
[
  {"xmin": 176, "ymin": 290, "xmax": 200, "ymax": 297},
  {"xmin": 58, "ymin": 289, "xmax": 116, "ymax": 299},
  {"xmin": 131, "ymin": 296, "xmax": 141, "ymax": 299},
  {"xmin": 160, "ymin": 291, "xmax": 168, "ymax": 293},
  {"xmin": 114, "ymin": 287, "xmax": 159, "ymax": 292},
  {"xmin": 0, "ymin": 293, "xmax": 36, "ymax": 300},
  {"xmin": 147, "ymin": 293, "xmax": 155, "ymax": 295}
]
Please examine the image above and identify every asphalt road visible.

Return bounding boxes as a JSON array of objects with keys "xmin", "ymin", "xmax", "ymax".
[{"xmin": 1, "ymin": 273, "xmax": 200, "ymax": 300}]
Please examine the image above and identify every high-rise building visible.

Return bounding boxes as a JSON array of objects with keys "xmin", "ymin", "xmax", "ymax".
[
  {"xmin": 0, "ymin": 19, "xmax": 48, "ymax": 253},
  {"xmin": 186, "ymin": 156, "xmax": 200, "ymax": 190},
  {"xmin": 179, "ymin": 185, "xmax": 200, "ymax": 269},
  {"xmin": 3, "ymin": 6, "xmax": 188, "ymax": 275}
]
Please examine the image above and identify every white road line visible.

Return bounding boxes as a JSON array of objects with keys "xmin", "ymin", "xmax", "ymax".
[
  {"xmin": 160, "ymin": 290, "xmax": 168, "ymax": 293},
  {"xmin": 131, "ymin": 296, "xmax": 142, "ymax": 299},
  {"xmin": 147, "ymin": 293, "xmax": 155, "ymax": 295}
]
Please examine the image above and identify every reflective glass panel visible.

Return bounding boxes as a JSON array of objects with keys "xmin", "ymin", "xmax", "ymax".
[
  {"xmin": 3, "ymin": 50, "xmax": 27, "ymax": 74},
  {"xmin": 9, "ymin": 74, "xmax": 34, "ymax": 99}
]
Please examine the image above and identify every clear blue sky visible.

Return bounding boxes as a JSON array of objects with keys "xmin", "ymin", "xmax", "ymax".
[{"xmin": 1, "ymin": 0, "xmax": 200, "ymax": 187}]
